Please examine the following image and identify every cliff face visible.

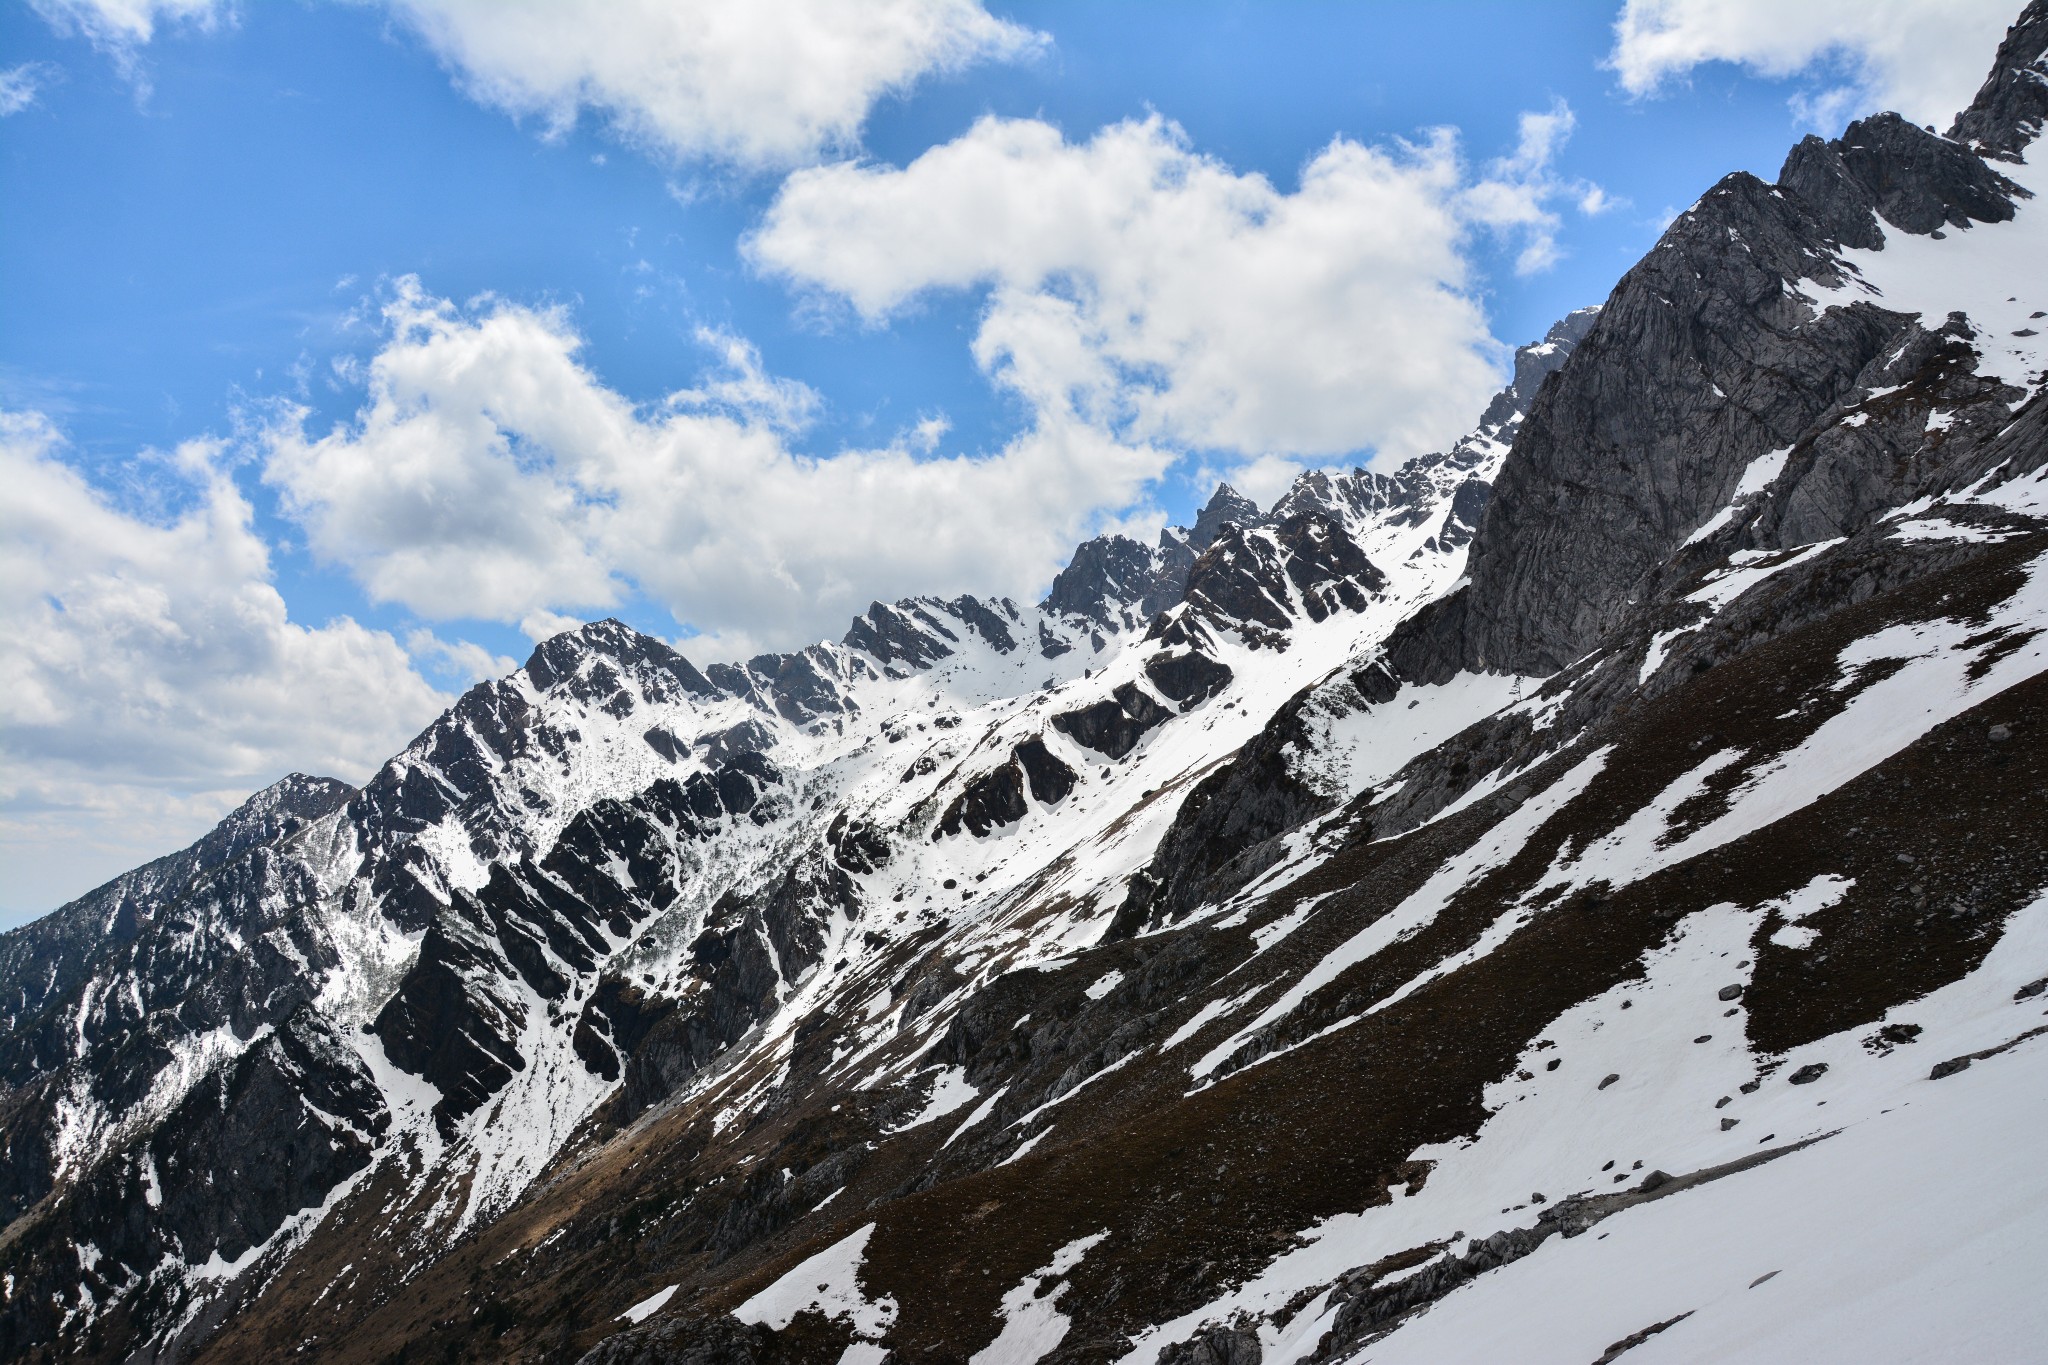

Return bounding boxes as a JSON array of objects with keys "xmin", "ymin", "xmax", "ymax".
[{"xmin": 1391, "ymin": 8, "xmax": 2048, "ymax": 681}]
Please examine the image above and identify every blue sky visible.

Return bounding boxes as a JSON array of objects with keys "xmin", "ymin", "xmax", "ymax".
[{"xmin": 0, "ymin": 0, "xmax": 2023, "ymax": 922}]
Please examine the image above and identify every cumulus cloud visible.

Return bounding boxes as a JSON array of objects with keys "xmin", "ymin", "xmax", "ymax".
[
  {"xmin": 1609, "ymin": 0, "xmax": 2018, "ymax": 130},
  {"xmin": 0, "ymin": 410, "xmax": 453, "ymax": 918},
  {"xmin": 365, "ymin": 0, "xmax": 1044, "ymax": 168},
  {"xmin": 261, "ymin": 279, "xmax": 1174, "ymax": 652},
  {"xmin": 748, "ymin": 111, "xmax": 1600, "ymax": 465},
  {"xmin": 34, "ymin": 0, "xmax": 1041, "ymax": 167}
]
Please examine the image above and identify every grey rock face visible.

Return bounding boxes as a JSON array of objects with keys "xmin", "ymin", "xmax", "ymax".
[
  {"xmin": 1159, "ymin": 1320, "xmax": 1264, "ymax": 1365},
  {"xmin": 1189, "ymin": 482, "xmax": 1263, "ymax": 551},
  {"xmin": 1389, "ymin": 88, "xmax": 2039, "ymax": 684},
  {"xmin": 0, "ymin": 777, "xmax": 356, "ymax": 1242},
  {"xmin": 1041, "ymin": 482, "xmax": 1266, "ymax": 631},
  {"xmin": 0, "ymin": 772, "xmax": 354, "ymax": 1051},
  {"xmin": 1144, "ymin": 649, "xmax": 1235, "ymax": 706},
  {"xmin": 1042, "ymin": 532, "xmax": 1172, "ymax": 628},
  {"xmin": 1780, "ymin": 113, "xmax": 2023, "ymax": 249},
  {"xmin": 1106, "ymin": 682, "xmax": 1338, "ymax": 939},
  {"xmin": 1949, "ymin": 0, "xmax": 2048, "ymax": 161},
  {"xmin": 0, "ymin": 1004, "xmax": 387, "ymax": 1358}
]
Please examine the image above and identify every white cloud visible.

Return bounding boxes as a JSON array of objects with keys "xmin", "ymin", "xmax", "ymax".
[
  {"xmin": 28, "ymin": 0, "xmax": 226, "ymax": 93},
  {"xmin": 0, "ymin": 63, "xmax": 54, "ymax": 116},
  {"xmin": 261, "ymin": 105, "xmax": 1607, "ymax": 651},
  {"xmin": 33, "ymin": 0, "xmax": 1040, "ymax": 168},
  {"xmin": 0, "ymin": 409, "xmax": 453, "ymax": 919},
  {"xmin": 405, "ymin": 628, "xmax": 516, "ymax": 684},
  {"xmin": 29, "ymin": 0, "xmax": 226, "ymax": 49},
  {"xmin": 261, "ymin": 279, "xmax": 1175, "ymax": 651},
  {"xmin": 1609, "ymin": 0, "xmax": 2018, "ymax": 131},
  {"xmin": 1459, "ymin": 100, "xmax": 1612, "ymax": 275},
  {"xmin": 365, "ymin": 0, "xmax": 1045, "ymax": 168},
  {"xmin": 748, "ymin": 111, "xmax": 1598, "ymax": 466}
]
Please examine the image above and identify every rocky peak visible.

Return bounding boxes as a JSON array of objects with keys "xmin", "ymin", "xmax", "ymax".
[
  {"xmin": 1948, "ymin": 0, "xmax": 2048, "ymax": 160},
  {"xmin": 193, "ymin": 773, "xmax": 357, "ymax": 868},
  {"xmin": 840, "ymin": 595, "xmax": 1020, "ymax": 670},
  {"xmin": 522, "ymin": 617, "xmax": 717, "ymax": 704},
  {"xmin": 1188, "ymin": 482, "xmax": 1263, "ymax": 551},
  {"xmin": 1474, "ymin": 304, "xmax": 1603, "ymax": 435},
  {"xmin": 1039, "ymin": 532, "xmax": 1178, "ymax": 629},
  {"xmin": 1779, "ymin": 112, "xmax": 2023, "ymax": 249},
  {"xmin": 1389, "ymin": 81, "xmax": 2040, "ymax": 683}
]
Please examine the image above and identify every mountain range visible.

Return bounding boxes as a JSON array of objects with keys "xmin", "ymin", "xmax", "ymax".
[{"xmin": 4, "ymin": 5, "xmax": 2047, "ymax": 1361}]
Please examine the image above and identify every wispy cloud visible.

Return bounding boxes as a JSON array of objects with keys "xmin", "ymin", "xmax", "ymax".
[{"xmin": 0, "ymin": 62, "xmax": 57, "ymax": 116}]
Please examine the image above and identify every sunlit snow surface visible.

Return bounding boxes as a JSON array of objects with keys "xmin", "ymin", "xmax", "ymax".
[
  {"xmin": 1804, "ymin": 155, "xmax": 2048, "ymax": 396},
  {"xmin": 733, "ymin": 1223, "xmax": 897, "ymax": 1342},
  {"xmin": 971, "ymin": 1232, "xmax": 1109, "ymax": 1365},
  {"xmin": 1127, "ymin": 891, "xmax": 2048, "ymax": 1365}
]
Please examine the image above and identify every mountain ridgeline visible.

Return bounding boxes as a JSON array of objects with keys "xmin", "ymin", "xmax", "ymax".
[{"xmin": 5, "ymin": 7, "xmax": 2048, "ymax": 1362}]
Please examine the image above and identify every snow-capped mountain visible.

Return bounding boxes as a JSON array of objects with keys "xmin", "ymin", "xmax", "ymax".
[{"xmin": 5, "ymin": 5, "xmax": 2048, "ymax": 1362}]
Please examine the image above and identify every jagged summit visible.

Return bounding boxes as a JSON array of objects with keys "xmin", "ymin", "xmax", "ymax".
[
  {"xmin": 1033, "ymin": 310, "xmax": 1598, "ymax": 637},
  {"xmin": 1187, "ymin": 482, "xmax": 1262, "ymax": 551},
  {"xmin": 1951, "ymin": 0, "xmax": 2048, "ymax": 159},
  {"xmin": 1390, "ymin": 36, "xmax": 2048, "ymax": 683}
]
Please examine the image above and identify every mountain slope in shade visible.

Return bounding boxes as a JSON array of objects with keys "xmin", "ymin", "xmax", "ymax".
[{"xmin": 3, "ymin": 6, "xmax": 2047, "ymax": 1362}]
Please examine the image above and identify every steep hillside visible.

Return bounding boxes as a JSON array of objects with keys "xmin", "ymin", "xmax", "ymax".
[{"xmin": 3, "ymin": 7, "xmax": 2046, "ymax": 1363}]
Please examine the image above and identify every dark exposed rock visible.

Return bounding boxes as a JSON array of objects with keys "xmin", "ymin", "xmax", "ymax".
[
  {"xmin": 1948, "ymin": 1, "xmax": 2048, "ymax": 161},
  {"xmin": 374, "ymin": 907, "xmax": 530, "ymax": 1136},
  {"xmin": 1158, "ymin": 1319, "xmax": 1263, "ymax": 1365},
  {"xmin": 1052, "ymin": 682, "xmax": 1174, "ymax": 760},
  {"xmin": 1591, "ymin": 1312, "xmax": 1695, "ymax": 1364},
  {"xmin": 609, "ymin": 855, "xmax": 853, "ymax": 1119},
  {"xmin": 1779, "ymin": 113, "xmax": 2022, "ymax": 249},
  {"xmin": 576, "ymin": 1311, "xmax": 783, "ymax": 1365},
  {"xmin": 525, "ymin": 619, "xmax": 718, "ymax": 704},
  {"xmin": 843, "ymin": 600, "xmax": 959, "ymax": 669},
  {"xmin": 937, "ymin": 763, "xmax": 1030, "ymax": 839},
  {"xmin": 1388, "ymin": 88, "xmax": 2036, "ymax": 685},
  {"xmin": 1042, "ymin": 535, "xmax": 1179, "ymax": 629},
  {"xmin": 1144, "ymin": 650, "xmax": 1235, "ymax": 707},
  {"xmin": 0, "ymin": 770, "xmax": 354, "ymax": 1062},
  {"xmin": 696, "ymin": 719, "xmax": 778, "ymax": 765},
  {"xmin": 827, "ymin": 811, "xmax": 893, "ymax": 875},
  {"xmin": 1180, "ymin": 512, "xmax": 1383, "ymax": 634},
  {"xmin": 1108, "ymin": 685, "xmax": 1333, "ymax": 939},
  {"xmin": 1927, "ymin": 1024, "xmax": 2048, "ymax": 1080},
  {"xmin": 1309, "ymin": 1141, "xmax": 1826, "ymax": 1362},
  {"xmin": 1189, "ymin": 483, "xmax": 1262, "ymax": 551},
  {"xmin": 0, "ymin": 1004, "xmax": 387, "ymax": 1359},
  {"xmin": 1015, "ymin": 736, "xmax": 1078, "ymax": 805}
]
